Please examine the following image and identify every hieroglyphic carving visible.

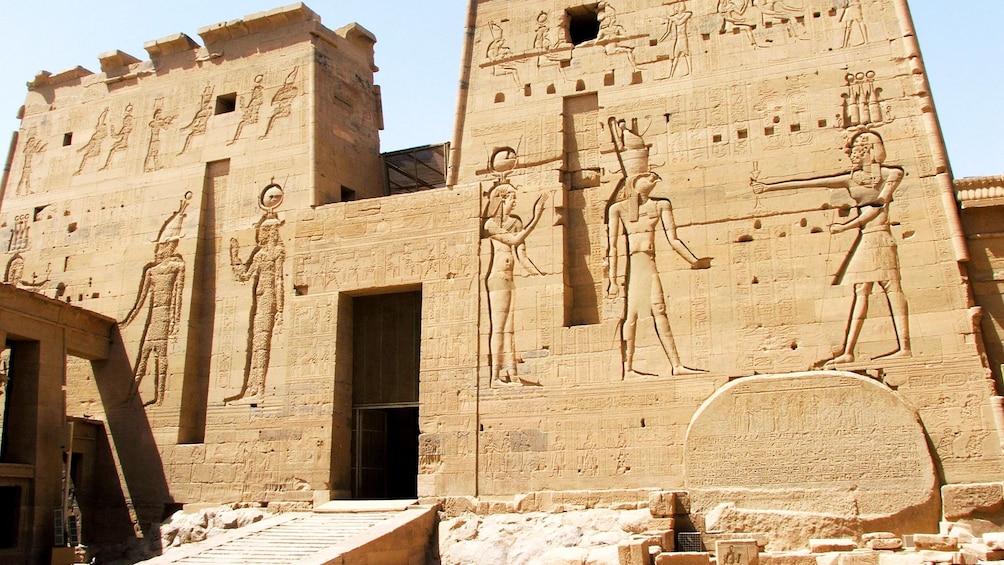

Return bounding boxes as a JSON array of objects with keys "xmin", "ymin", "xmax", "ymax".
[
  {"xmin": 225, "ymin": 183, "xmax": 286, "ymax": 402},
  {"xmin": 838, "ymin": 0, "xmax": 868, "ymax": 48},
  {"xmin": 486, "ymin": 21, "xmax": 521, "ymax": 86},
  {"xmin": 752, "ymin": 131, "xmax": 910, "ymax": 365},
  {"xmin": 120, "ymin": 193, "xmax": 190, "ymax": 407},
  {"xmin": 100, "ymin": 104, "xmax": 134, "ymax": 170},
  {"xmin": 15, "ymin": 128, "xmax": 46, "ymax": 195},
  {"xmin": 144, "ymin": 103, "xmax": 176, "ymax": 172},
  {"xmin": 229, "ymin": 74, "xmax": 264, "ymax": 145},
  {"xmin": 606, "ymin": 118, "xmax": 711, "ymax": 377},
  {"xmin": 839, "ymin": 71, "xmax": 892, "ymax": 130},
  {"xmin": 74, "ymin": 108, "xmax": 109, "ymax": 174},
  {"xmin": 596, "ymin": 2, "xmax": 638, "ymax": 70},
  {"xmin": 483, "ymin": 149, "xmax": 547, "ymax": 386},
  {"xmin": 717, "ymin": 0, "xmax": 767, "ymax": 48},
  {"xmin": 178, "ymin": 85, "xmax": 214, "ymax": 155},
  {"xmin": 533, "ymin": 11, "xmax": 573, "ymax": 69},
  {"xmin": 8, "ymin": 214, "xmax": 30, "ymax": 253},
  {"xmin": 259, "ymin": 67, "xmax": 299, "ymax": 140},
  {"xmin": 659, "ymin": 1, "xmax": 693, "ymax": 78}
]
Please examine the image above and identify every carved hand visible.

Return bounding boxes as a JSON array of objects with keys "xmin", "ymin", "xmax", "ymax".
[
  {"xmin": 229, "ymin": 238, "xmax": 241, "ymax": 264},
  {"xmin": 830, "ymin": 223, "xmax": 848, "ymax": 234},
  {"xmin": 750, "ymin": 179, "xmax": 767, "ymax": 194}
]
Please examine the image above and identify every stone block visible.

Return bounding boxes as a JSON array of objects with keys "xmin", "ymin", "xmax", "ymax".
[
  {"xmin": 917, "ymin": 550, "xmax": 962, "ymax": 564},
  {"xmin": 914, "ymin": 534, "xmax": 958, "ymax": 551},
  {"xmin": 758, "ymin": 552, "xmax": 817, "ymax": 565},
  {"xmin": 861, "ymin": 532, "xmax": 896, "ymax": 542},
  {"xmin": 865, "ymin": 538, "xmax": 902, "ymax": 550},
  {"xmin": 618, "ymin": 537, "xmax": 653, "ymax": 565},
  {"xmin": 943, "ymin": 484, "xmax": 1004, "ymax": 521},
  {"xmin": 654, "ymin": 552, "xmax": 711, "ymax": 565},
  {"xmin": 985, "ymin": 532, "xmax": 1004, "ymax": 551},
  {"xmin": 809, "ymin": 539, "xmax": 857, "ymax": 553},
  {"xmin": 716, "ymin": 540, "xmax": 760, "ymax": 565},
  {"xmin": 647, "ymin": 530, "xmax": 675, "ymax": 553},
  {"xmin": 651, "ymin": 491, "xmax": 678, "ymax": 517},
  {"xmin": 961, "ymin": 542, "xmax": 1004, "ymax": 561}
]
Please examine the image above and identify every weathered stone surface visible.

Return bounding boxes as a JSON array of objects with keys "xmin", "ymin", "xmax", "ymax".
[
  {"xmin": 651, "ymin": 492, "xmax": 679, "ymax": 518},
  {"xmin": 961, "ymin": 542, "xmax": 1004, "ymax": 561},
  {"xmin": 943, "ymin": 484, "xmax": 1004, "ymax": 521},
  {"xmin": 654, "ymin": 552, "xmax": 711, "ymax": 565},
  {"xmin": 809, "ymin": 539, "xmax": 857, "ymax": 553},
  {"xmin": 914, "ymin": 534, "xmax": 958, "ymax": 551},
  {"xmin": 985, "ymin": 532, "xmax": 1004, "ymax": 550},
  {"xmin": 916, "ymin": 550, "xmax": 961, "ymax": 563},
  {"xmin": 865, "ymin": 538, "xmax": 902, "ymax": 551},
  {"xmin": 758, "ymin": 553, "xmax": 817, "ymax": 565}
]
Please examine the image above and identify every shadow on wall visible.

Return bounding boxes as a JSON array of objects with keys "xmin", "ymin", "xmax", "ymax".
[{"xmin": 90, "ymin": 325, "xmax": 172, "ymax": 538}]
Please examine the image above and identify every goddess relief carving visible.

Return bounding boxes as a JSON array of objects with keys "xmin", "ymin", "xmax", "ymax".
[
  {"xmin": 752, "ymin": 131, "xmax": 910, "ymax": 365},
  {"xmin": 145, "ymin": 106, "xmax": 176, "ymax": 172},
  {"xmin": 100, "ymin": 104, "xmax": 134, "ymax": 170},
  {"xmin": 178, "ymin": 85, "xmax": 214, "ymax": 155},
  {"xmin": 225, "ymin": 183, "xmax": 286, "ymax": 402},
  {"xmin": 605, "ymin": 118, "xmax": 711, "ymax": 378},
  {"xmin": 483, "ymin": 149, "xmax": 547, "ymax": 386},
  {"xmin": 121, "ymin": 193, "xmax": 190, "ymax": 407},
  {"xmin": 229, "ymin": 74, "xmax": 264, "ymax": 145},
  {"xmin": 16, "ymin": 128, "xmax": 46, "ymax": 196},
  {"xmin": 259, "ymin": 68, "xmax": 299, "ymax": 140},
  {"xmin": 74, "ymin": 108, "xmax": 109, "ymax": 175}
]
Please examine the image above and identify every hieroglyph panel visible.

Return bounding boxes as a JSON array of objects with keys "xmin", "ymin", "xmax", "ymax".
[{"xmin": 684, "ymin": 371, "xmax": 937, "ymax": 517}]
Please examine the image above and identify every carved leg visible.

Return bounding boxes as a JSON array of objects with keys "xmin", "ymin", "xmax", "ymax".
[
  {"xmin": 875, "ymin": 281, "xmax": 912, "ymax": 359},
  {"xmin": 833, "ymin": 282, "xmax": 872, "ymax": 363}
]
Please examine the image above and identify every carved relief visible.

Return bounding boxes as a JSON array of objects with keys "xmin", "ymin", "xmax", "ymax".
[
  {"xmin": 596, "ymin": 2, "xmax": 638, "ymax": 70},
  {"xmin": 259, "ymin": 67, "xmax": 299, "ymax": 140},
  {"xmin": 533, "ymin": 11, "xmax": 573, "ymax": 69},
  {"xmin": 178, "ymin": 85, "xmax": 214, "ymax": 155},
  {"xmin": 839, "ymin": 71, "xmax": 891, "ymax": 130},
  {"xmin": 717, "ymin": 0, "xmax": 768, "ymax": 48},
  {"xmin": 3, "ymin": 254, "xmax": 50, "ymax": 291},
  {"xmin": 16, "ymin": 128, "xmax": 46, "ymax": 196},
  {"xmin": 229, "ymin": 74, "xmax": 264, "ymax": 145},
  {"xmin": 659, "ymin": 1, "xmax": 693, "ymax": 78},
  {"xmin": 225, "ymin": 183, "xmax": 286, "ymax": 402},
  {"xmin": 120, "ymin": 193, "xmax": 190, "ymax": 407},
  {"xmin": 100, "ymin": 104, "xmax": 134, "ymax": 170},
  {"xmin": 483, "ymin": 149, "xmax": 547, "ymax": 386},
  {"xmin": 605, "ymin": 118, "xmax": 711, "ymax": 378},
  {"xmin": 753, "ymin": 130, "xmax": 909, "ymax": 365},
  {"xmin": 144, "ymin": 104, "xmax": 176, "ymax": 172},
  {"xmin": 486, "ymin": 21, "xmax": 521, "ymax": 86},
  {"xmin": 8, "ymin": 214, "xmax": 30, "ymax": 253},
  {"xmin": 74, "ymin": 108, "xmax": 110, "ymax": 175},
  {"xmin": 761, "ymin": 1, "xmax": 808, "ymax": 41},
  {"xmin": 838, "ymin": 0, "xmax": 868, "ymax": 48}
]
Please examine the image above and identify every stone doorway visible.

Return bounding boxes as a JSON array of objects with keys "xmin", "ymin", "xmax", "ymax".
[{"xmin": 349, "ymin": 291, "xmax": 421, "ymax": 499}]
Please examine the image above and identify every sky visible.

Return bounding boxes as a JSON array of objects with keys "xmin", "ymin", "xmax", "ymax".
[{"xmin": 0, "ymin": 1, "xmax": 1000, "ymax": 178}]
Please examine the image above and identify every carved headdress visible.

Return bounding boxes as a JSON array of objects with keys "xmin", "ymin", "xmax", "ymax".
[{"xmin": 155, "ymin": 192, "xmax": 192, "ymax": 244}]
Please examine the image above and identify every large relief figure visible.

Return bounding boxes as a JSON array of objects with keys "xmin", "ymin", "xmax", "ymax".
[
  {"xmin": 752, "ymin": 131, "xmax": 910, "ymax": 364},
  {"xmin": 606, "ymin": 119, "xmax": 711, "ymax": 378},
  {"xmin": 225, "ymin": 183, "xmax": 286, "ymax": 403},
  {"xmin": 482, "ymin": 149, "xmax": 547, "ymax": 386},
  {"xmin": 121, "ymin": 193, "xmax": 190, "ymax": 406}
]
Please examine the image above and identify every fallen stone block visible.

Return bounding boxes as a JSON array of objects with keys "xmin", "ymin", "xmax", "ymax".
[
  {"xmin": 865, "ymin": 538, "xmax": 902, "ymax": 551},
  {"xmin": 619, "ymin": 537, "xmax": 653, "ymax": 565},
  {"xmin": 914, "ymin": 534, "xmax": 958, "ymax": 551},
  {"xmin": 654, "ymin": 552, "xmax": 711, "ymax": 565},
  {"xmin": 917, "ymin": 550, "xmax": 961, "ymax": 563},
  {"xmin": 985, "ymin": 532, "xmax": 1004, "ymax": 551},
  {"xmin": 647, "ymin": 530, "xmax": 675, "ymax": 553},
  {"xmin": 961, "ymin": 542, "xmax": 1004, "ymax": 561},
  {"xmin": 651, "ymin": 492, "xmax": 678, "ymax": 518},
  {"xmin": 715, "ymin": 539, "xmax": 760, "ymax": 565},
  {"xmin": 758, "ymin": 552, "xmax": 817, "ymax": 565},
  {"xmin": 809, "ymin": 539, "xmax": 857, "ymax": 553},
  {"xmin": 861, "ymin": 532, "xmax": 896, "ymax": 542}
]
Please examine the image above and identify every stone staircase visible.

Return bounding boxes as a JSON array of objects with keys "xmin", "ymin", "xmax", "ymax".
[{"xmin": 141, "ymin": 500, "xmax": 436, "ymax": 565}]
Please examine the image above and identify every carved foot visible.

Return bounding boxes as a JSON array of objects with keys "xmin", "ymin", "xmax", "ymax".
[
  {"xmin": 822, "ymin": 352, "xmax": 855, "ymax": 368},
  {"xmin": 873, "ymin": 349, "xmax": 912, "ymax": 361},
  {"xmin": 671, "ymin": 365, "xmax": 706, "ymax": 376},
  {"xmin": 625, "ymin": 369, "xmax": 657, "ymax": 379}
]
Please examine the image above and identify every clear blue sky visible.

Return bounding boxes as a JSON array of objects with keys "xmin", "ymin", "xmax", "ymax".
[{"xmin": 1, "ymin": 1, "xmax": 1000, "ymax": 178}]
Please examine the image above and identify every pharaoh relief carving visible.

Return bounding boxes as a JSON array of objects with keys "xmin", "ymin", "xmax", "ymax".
[
  {"xmin": 144, "ymin": 103, "xmax": 176, "ymax": 172},
  {"xmin": 259, "ymin": 67, "xmax": 299, "ymax": 140},
  {"xmin": 3, "ymin": 254, "xmax": 50, "ymax": 291},
  {"xmin": 717, "ymin": 0, "xmax": 807, "ymax": 48},
  {"xmin": 839, "ymin": 0, "xmax": 867, "ymax": 48},
  {"xmin": 533, "ymin": 11, "xmax": 573, "ymax": 69},
  {"xmin": 229, "ymin": 74, "xmax": 264, "ymax": 145},
  {"xmin": 100, "ymin": 104, "xmax": 134, "ymax": 171},
  {"xmin": 178, "ymin": 85, "xmax": 214, "ymax": 155},
  {"xmin": 659, "ymin": 1, "xmax": 693, "ymax": 78},
  {"xmin": 483, "ymin": 148, "xmax": 547, "ymax": 386},
  {"xmin": 605, "ymin": 118, "xmax": 711, "ymax": 378},
  {"xmin": 120, "ymin": 193, "xmax": 190, "ymax": 407},
  {"xmin": 595, "ymin": 2, "xmax": 639, "ymax": 70},
  {"xmin": 487, "ymin": 21, "xmax": 521, "ymax": 86},
  {"xmin": 74, "ymin": 108, "xmax": 109, "ymax": 175},
  {"xmin": 16, "ymin": 128, "xmax": 46, "ymax": 196},
  {"xmin": 752, "ymin": 129, "xmax": 910, "ymax": 366},
  {"xmin": 225, "ymin": 183, "xmax": 286, "ymax": 403}
]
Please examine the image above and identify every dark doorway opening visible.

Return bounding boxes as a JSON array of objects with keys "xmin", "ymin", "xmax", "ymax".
[
  {"xmin": 0, "ymin": 485, "xmax": 21, "ymax": 549},
  {"xmin": 350, "ymin": 291, "xmax": 421, "ymax": 499}
]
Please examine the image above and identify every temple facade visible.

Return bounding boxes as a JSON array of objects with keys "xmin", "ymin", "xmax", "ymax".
[{"xmin": 2, "ymin": 0, "xmax": 1004, "ymax": 559}]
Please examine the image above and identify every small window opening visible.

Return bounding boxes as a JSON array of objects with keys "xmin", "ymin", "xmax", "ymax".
[
  {"xmin": 813, "ymin": 11, "xmax": 821, "ymax": 18},
  {"xmin": 764, "ymin": 21, "xmax": 773, "ymax": 29},
  {"xmin": 495, "ymin": 92, "xmax": 505, "ymax": 103},
  {"xmin": 546, "ymin": 84, "xmax": 556, "ymax": 94},
  {"xmin": 62, "ymin": 133, "xmax": 72, "ymax": 146},
  {"xmin": 828, "ymin": 7, "xmax": 837, "ymax": 16},
  {"xmin": 215, "ymin": 93, "xmax": 237, "ymax": 115},
  {"xmin": 764, "ymin": 126, "xmax": 775, "ymax": 136},
  {"xmin": 737, "ymin": 129, "xmax": 748, "ymax": 140},
  {"xmin": 33, "ymin": 205, "xmax": 48, "ymax": 221},
  {"xmin": 818, "ymin": 119, "xmax": 828, "ymax": 128},
  {"xmin": 790, "ymin": 123, "xmax": 801, "ymax": 133},
  {"xmin": 341, "ymin": 186, "xmax": 356, "ymax": 202},
  {"xmin": 712, "ymin": 134, "xmax": 723, "ymax": 143},
  {"xmin": 524, "ymin": 84, "xmax": 532, "ymax": 97},
  {"xmin": 795, "ymin": 16, "xmax": 805, "ymax": 23},
  {"xmin": 566, "ymin": 4, "xmax": 600, "ymax": 45},
  {"xmin": 604, "ymin": 72, "xmax": 615, "ymax": 86},
  {"xmin": 575, "ymin": 79, "xmax": 586, "ymax": 92},
  {"xmin": 631, "ymin": 71, "xmax": 642, "ymax": 85}
]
